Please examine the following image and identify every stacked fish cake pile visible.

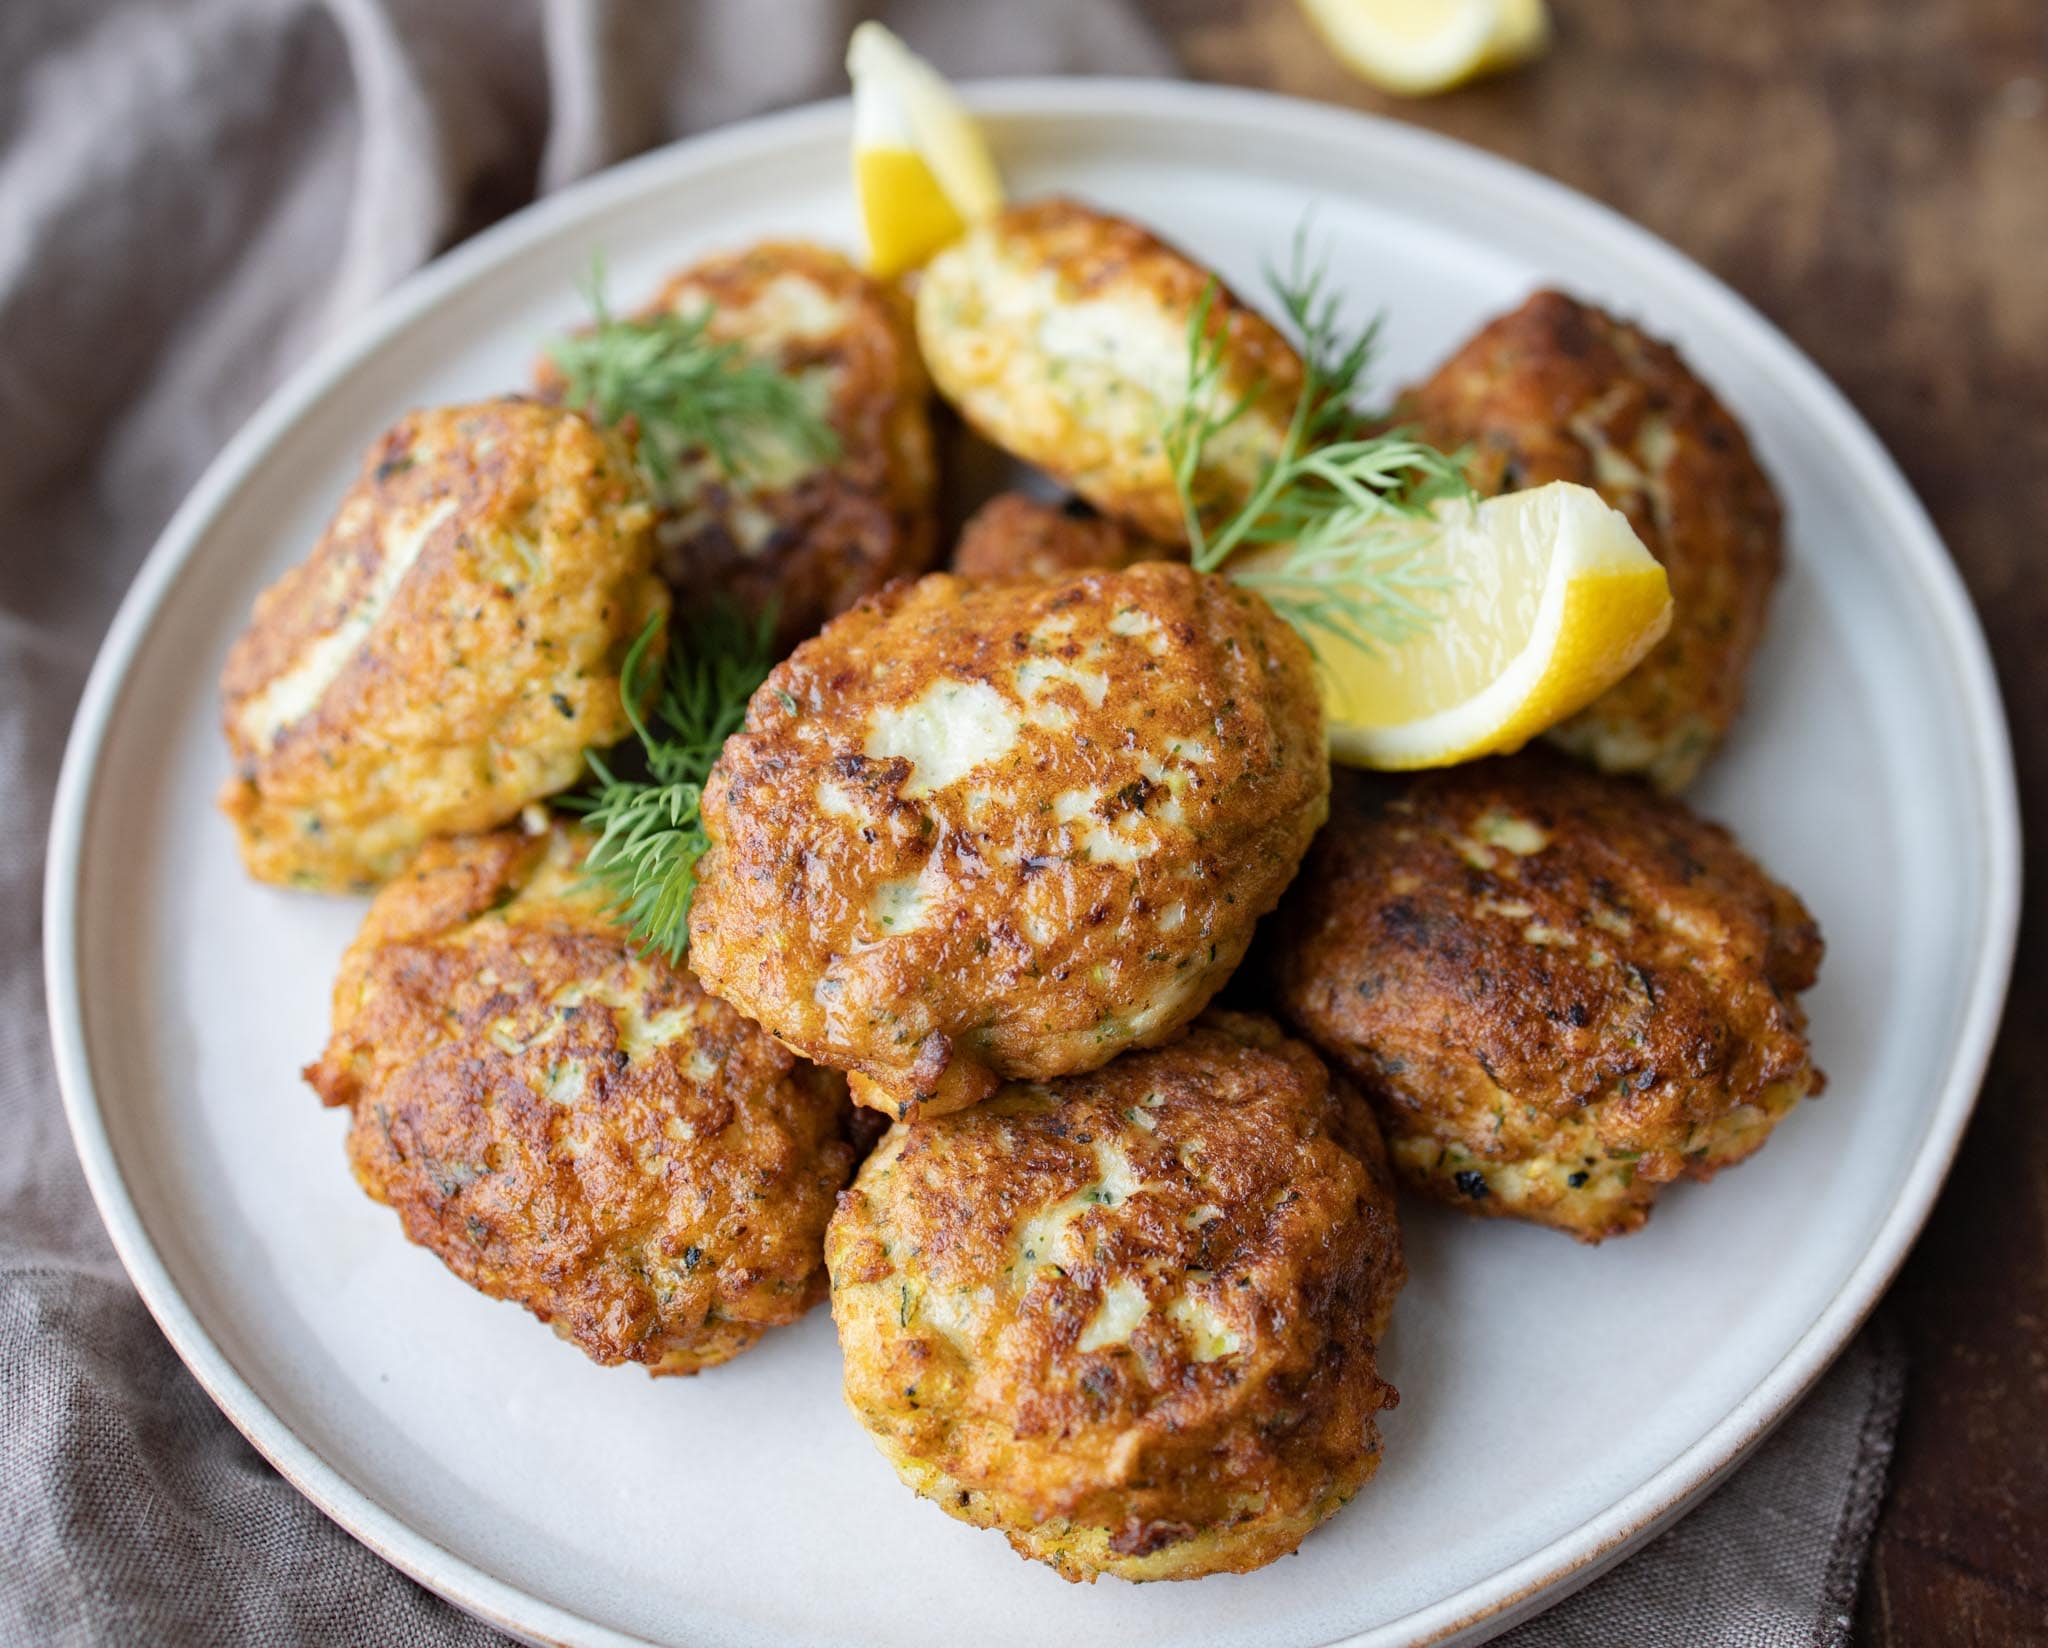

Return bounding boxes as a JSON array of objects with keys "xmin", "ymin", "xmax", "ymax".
[{"xmin": 216, "ymin": 30, "xmax": 1821, "ymax": 1587}]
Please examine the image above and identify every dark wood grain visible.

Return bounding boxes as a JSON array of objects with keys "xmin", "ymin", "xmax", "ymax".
[{"xmin": 1129, "ymin": 2, "xmax": 2048, "ymax": 1641}]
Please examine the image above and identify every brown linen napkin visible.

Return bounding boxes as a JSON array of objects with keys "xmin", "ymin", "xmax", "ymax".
[{"xmin": 0, "ymin": 2, "xmax": 1898, "ymax": 1642}]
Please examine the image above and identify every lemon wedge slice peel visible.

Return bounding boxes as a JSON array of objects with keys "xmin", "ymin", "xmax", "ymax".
[
  {"xmin": 1247, "ymin": 481, "xmax": 1671, "ymax": 770},
  {"xmin": 1297, "ymin": 0, "xmax": 1552, "ymax": 98},
  {"xmin": 847, "ymin": 23, "xmax": 1004, "ymax": 278}
]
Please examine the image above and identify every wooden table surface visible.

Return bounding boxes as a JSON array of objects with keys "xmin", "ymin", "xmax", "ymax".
[{"xmin": 1132, "ymin": 1, "xmax": 2047, "ymax": 1640}]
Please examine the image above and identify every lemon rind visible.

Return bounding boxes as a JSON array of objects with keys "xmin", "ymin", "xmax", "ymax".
[
  {"xmin": 1329, "ymin": 565, "xmax": 1671, "ymax": 769},
  {"xmin": 1299, "ymin": 0, "xmax": 1551, "ymax": 98}
]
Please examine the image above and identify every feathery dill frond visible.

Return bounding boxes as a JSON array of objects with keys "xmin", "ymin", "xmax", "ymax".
[
  {"xmin": 563, "ymin": 602, "xmax": 774, "ymax": 962},
  {"xmin": 546, "ymin": 261, "xmax": 838, "ymax": 503},
  {"xmin": 1165, "ymin": 229, "xmax": 1472, "ymax": 654}
]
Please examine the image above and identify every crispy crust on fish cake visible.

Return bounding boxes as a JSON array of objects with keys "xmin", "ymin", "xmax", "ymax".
[
  {"xmin": 305, "ymin": 825, "xmax": 857, "ymax": 1373},
  {"xmin": 951, "ymin": 492, "xmax": 1168, "ymax": 583},
  {"xmin": 1273, "ymin": 755, "xmax": 1823, "ymax": 1240},
  {"xmin": 543, "ymin": 242, "xmax": 936, "ymax": 649},
  {"xmin": 917, "ymin": 199, "xmax": 1300, "ymax": 543},
  {"xmin": 220, "ymin": 399, "xmax": 665, "ymax": 891},
  {"xmin": 689, "ymin": 563, "xmax": 1329, "ymax": 1120},
  {"xmin": 828, "ymin": 1012, "xmax": 1403, "ymax": 1581}
]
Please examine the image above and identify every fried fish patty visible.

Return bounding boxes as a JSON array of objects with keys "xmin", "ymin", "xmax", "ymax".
[
  {"xmin": 1399, "ymin": 292, "xmax": 1783, "ymax": 791},
  {"xmin": 219, "ymin": 399, "xmax": 666, "ymax": 892},
  {"xmin": 950, "ymin": 492, "xmax": 1166, "ymax": 584},
  {"xmin": 827, "ymin": 1012, "xmax": 1404, "ymax": 1582},
  {"xmin": 546, "ymin": 242, "xmax": 937, "ymax": 649},
  {"xmin": 304, "ymin": 824, "xmax": 858, "ymax": 1374},
  {"xmin": 689, "ymin": 564, "xmax": 1329, "ymax": 1121},
  {"xmin": 1272, "ymin": 754, "xmax": 1823, "ymax": 1241},
  {"xmin": 917, "ymin": 198, "xmax": 1300, "ymax": 543}
]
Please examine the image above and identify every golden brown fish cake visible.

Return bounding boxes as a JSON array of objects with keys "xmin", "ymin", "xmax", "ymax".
[
  {"xmin": 916, "ymin": 198, "xmax": 1301, "ymax": 543},
  {"xmin": 219, "ymin": 399, "xmax": 666, "ymax": 893},
  {"xmin": 689, "ymin": 563, "xmax": 1329, "ymax": 1121},
  {"xmin": 1399, "ymin": 291, "xmax": 1783, "ymax": 791},
  {"xmin": 545, "ymin": 242, "xmax": 937, "ymax": 649},
  {"xmin": 950, "ymin": 492, "xmax": 1169, "ymax": 583},
  {"xmin": 1272, "ymin": 754, "xmax": 1824, "ymax": 1242},
  {"xmin": 827, "ymin": 1012, "xmax": 1404, "ymax": 1583},
  {"xmin": 305, "ymin": 823, "xmax": 858, "ymax": 1374}
]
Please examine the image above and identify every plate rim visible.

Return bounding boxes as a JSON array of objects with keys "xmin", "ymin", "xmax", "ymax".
[{"xmin": 41, "ymin": 76, "xmax": 2023, "ymax": 1648}]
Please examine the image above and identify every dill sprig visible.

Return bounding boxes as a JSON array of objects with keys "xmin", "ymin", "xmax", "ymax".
[
  {"xmin": 563, "ymin": 603, "xmax": 774, "ymax": 962},
  {"xmin": 546, "ymin": 263, "xmax": 838, "ymax": 503},
  {"xmin": 1166, "ymin": 232, "xmax": 1473, "ymax": 655}
]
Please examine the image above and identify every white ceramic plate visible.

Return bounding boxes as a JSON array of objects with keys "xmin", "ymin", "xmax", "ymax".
[{"xmin": 45, "ymin": 81, "xmax": 2019, "ymax": 1648}]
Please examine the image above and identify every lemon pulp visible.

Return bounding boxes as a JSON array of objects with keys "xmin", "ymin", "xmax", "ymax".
[
  {"xmin": 847, "ymin": 22, "xmax": 1004, "ymax": 278},
  {"xmin": 1241, "ymin": 482, "xmax": 1672, "ymax": 769}
]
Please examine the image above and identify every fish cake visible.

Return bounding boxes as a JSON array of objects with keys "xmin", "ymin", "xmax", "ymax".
[
  {"xmin": 917, "ymin": 198, "xmax": 1301, "ymax": 543},
  {"xmin": 219, "ymin": 399, "xmax": 665, "ymax": 892},
  {"xmin": 950, "ymin": 491, "xmax": 1166, "ymax": 583},
  {"xmin": 547, "ymin": 241, "xmax": 937, "ymax": 649},
  {"xmin": 305, "ymin": 823, "xmax": 859, "ymax": 1374},
  {"xmin": 1400, "ymin": 291, "xmax": 1783, "ymax": 791},
  {"xmin": 827, "ymin": 1012, "xmax": 1404, "ymax": 1582},
  {"xmin": 688, "ymin": 563, "xmax": 1329, "ymax": 1120},
  {"xmin": 1273, "ymin": 754, "xmax": 1824, "ymax": 1241}
]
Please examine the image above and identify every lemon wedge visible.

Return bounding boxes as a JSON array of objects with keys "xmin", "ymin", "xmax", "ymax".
[
  {"xmin": 847, "ymin": 23, "xmax": 1005, "ymax": 278},
  {"xmin": 1298, "ymin": 0, "xmax": 1551, "ymax": 97},
  {"xmin": 1257, "ymin": 482, "xmax": 1672, "ymax": 770}
]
